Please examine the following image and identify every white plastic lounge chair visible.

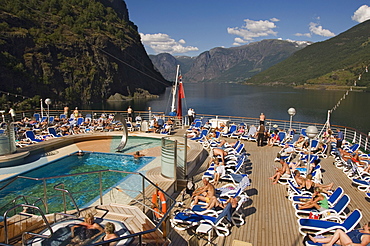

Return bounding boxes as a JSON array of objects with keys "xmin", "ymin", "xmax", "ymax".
[
  {"xmin": 25, "ymin": 130, "xmax": 44, "ymax": 143},
  {"xmin": 215, "ymin": 174, "xmax": 250, "ymax": 198},
  {"xmin": 352, "ymin": 178, "xmax": 370, "ymax": 192},
  {"xmin": 287, "ymin": 180, "xmax": 313, "ymax": 200},
  {"xmin": 47, "ymin": 127, "xmax": 62, "ymax": 138},
  {"xmin": 194, "ymin": 203, "xmax": 233, "ymax": 242},
  {"xmin": 191, "ymin": 129, "xmax": 209, "ymax": 141},
  {"xmin": 297, "ymin": 209, "xmax": 362, "ymax": 236},
  {"xmin": 221, "ymin": 124, "xmax": 237, "ymax": 138},
  {"xmin": 191, "ymin": 194, "xmax": 248, "ymax": 226},
  {"xmin": 171, "ymin": 203, "xmax": 232, "ymax": 235}
]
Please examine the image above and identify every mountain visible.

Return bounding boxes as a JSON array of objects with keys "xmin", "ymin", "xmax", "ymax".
[
  {"xmin": 248, "ymin": 20, "xmax": 370, "ymax": 90},
  {"xmin": 0, "ymin": 0, "xmax": 169, "ymax": 109},
  {"xmin": 150, "ymin": 39, "xmax": 310, "ymax": 83},
  {"xmin": 149, "ymin": 53, "xmax": 195, "ymax": 81}
]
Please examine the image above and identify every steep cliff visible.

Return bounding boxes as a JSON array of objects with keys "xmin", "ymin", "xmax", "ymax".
[{"xmin": 0, "ymin": 0, "xmax": 169, "ymax": 108}]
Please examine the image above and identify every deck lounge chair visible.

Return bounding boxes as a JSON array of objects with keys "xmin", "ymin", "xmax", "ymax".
[
  {"xmin": 274, "ymin": 131, "xmax": 287, "ymax": 146},
  {"xmin": 292, "ymin": 186, "xmax": 344, "ymax": 207},
  {"xmin": 48, "ymin": 127, "xmax": 63, "ymax": 138},
  {"xmin": 221, "ymin": 124, "xmax": 237, "ymax": 138},
  {"xmin": 48, "ymin": 116, "xmax": 54, "ymax": 125},
  {"xmin": 191, "ymin": 129, "xmax": 209, "ymax": 141},
  {"xmin": 215, "ymin": 174, "xmax": 250, "ymax": 198},
  {"xmin": 25, "ymin": 130, "xmax": 44, "ymax": 143},
  {"xmin": 294, "ymin": 194, "xmax": 350, "ymax": 221},
  {"xmin": 287, "ymin": 180, "xmax": 313, "ymax": 200},
  {"xmin": 171, "ymin": 203, "xmax": 232, "ymax": 236},
  {"xmin": 297, "ymin": 209, "xmax": 362, "ymax": 236},
  {"xmin": 191, "ymin": 194, "xmax": 249, "ymax": 226},
  {"xmin": 352, "ymin": 178, "xmax": 370, "ymax": 192}
]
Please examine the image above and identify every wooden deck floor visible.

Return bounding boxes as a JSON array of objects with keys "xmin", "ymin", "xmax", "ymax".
[{"xmin": 168, "ymin": 139, "xmax": 370, "ymax": 246}]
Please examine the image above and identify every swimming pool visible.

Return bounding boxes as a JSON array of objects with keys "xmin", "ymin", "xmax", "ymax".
[
  {"xmin": 110, "ymin": 136, "xmax": 161, "ymax": 154},
  {"xmin": 0, "ymin": 152, "xmax": 155, "ymax": 217}
]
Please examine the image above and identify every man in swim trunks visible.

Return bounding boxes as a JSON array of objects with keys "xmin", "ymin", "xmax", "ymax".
[{"xmin": 191, "ymin": 178, "xmax": 215, "ymax": 206}]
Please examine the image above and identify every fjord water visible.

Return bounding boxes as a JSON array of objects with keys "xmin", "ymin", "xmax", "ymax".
[{"xmin": 105, "ymin": 83, "xmax": 370, "ymax": 134}]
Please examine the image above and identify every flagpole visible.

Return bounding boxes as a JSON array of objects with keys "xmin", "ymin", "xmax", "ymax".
[{"xmin": 171, "ymin": 65, "xmax": 180, "ymax": 113}]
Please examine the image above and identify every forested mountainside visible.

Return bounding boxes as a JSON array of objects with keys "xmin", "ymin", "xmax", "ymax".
[
  {"xmin": 249, "ymin": 19, "xmax": 370, "ymax": 91},
  {"xmin": 150, "ymin": 39, "xmax": 310, "ymax": 82},
  {"xmin": 0, "ymin": 0, "xmax": 169, "ymax": 109},
  {"xmin": 149, "ymin": 53, "xmax": 195, "ymax": 81}
]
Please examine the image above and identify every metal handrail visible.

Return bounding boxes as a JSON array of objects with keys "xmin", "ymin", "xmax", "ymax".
[
  {"xmin": 3, "ymin": 204, "xmax": 53, "ymax": 245},
  {"xmin": 53, "ymin": 183, "xmax": 80, "ymax": 218}
]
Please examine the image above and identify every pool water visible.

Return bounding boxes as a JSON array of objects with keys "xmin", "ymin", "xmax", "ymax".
[
  {"xmin": 0, "ymin": 152, "xmax": 155, "ymax": 216},
  {"xmin": 110, "ymin": 136, "xmax": 161, "ymax": 153}
]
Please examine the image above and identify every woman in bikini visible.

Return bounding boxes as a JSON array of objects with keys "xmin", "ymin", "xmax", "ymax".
[
  {"xmin": 308, "ymin": 221, "xmax": 370, "ymax": 246},
  {"xmin": 298, "ymin": 187, "xmax": 329, "ymax": 211}
]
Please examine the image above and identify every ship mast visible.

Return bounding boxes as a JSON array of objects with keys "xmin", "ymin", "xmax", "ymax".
[{"xmin": 170, "ymin": 64, "xmax": 180, "ymax": 113}]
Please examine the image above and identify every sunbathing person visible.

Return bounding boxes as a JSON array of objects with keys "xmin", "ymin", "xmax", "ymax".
[
  {"xmin": 298, "ymin": 174, "xmax": 333, "ymax": 194},
  {"xmin": 267, "ymin": 130, "xmax": 280, "ymax": 146},
  {"xmin": 203, "ymin": 196, "xmax": 241, "ymax": 212},
  {"xmin": 293, "ymin": 170, "xmax": 305, "ymax": 186},
  {"xmin": 211, "ymin": 158, "xmax": 226, "ymax": 186},
  {"xmin": 70, "ymin": 213, "xmax": 104, "ymax": 244},
  {"xmin": 212, "ymin": 148, "xmax": 227, "ymax": 165},
  {"xmin": 308, "ymin": 222, "xmax": 370, "ymax": 246},
  {"xmin": 191, "ymin": 178, "xmax": 216, "ymax": 206},
  {"xmin": 269, "ymin": 159, "xmax": 289, "ymax": 184},
  {"xmin": 298, "ymin": 187, "xmax": 329, "ymax": 211}
]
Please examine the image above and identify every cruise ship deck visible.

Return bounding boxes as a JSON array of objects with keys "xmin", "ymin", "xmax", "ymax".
[
  {"xmin": 168, "ymin": 129, "xmax": 370, "ymax": 246},
  {"xmin": 1, "ymin": 126, "xmax": 369, "ymax": 246}
]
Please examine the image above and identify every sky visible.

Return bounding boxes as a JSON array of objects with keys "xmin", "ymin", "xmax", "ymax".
[{"xmin": 124, "ymin": 0, "xmax": 370, "ymax": 57}]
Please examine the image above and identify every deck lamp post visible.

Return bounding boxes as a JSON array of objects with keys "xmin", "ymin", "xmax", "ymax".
[
  {"xmin": 306, "ymin": 125, "xmax": 318, "ymax": 175},
  {"xmin": 45, "ymin": 98, "xmax": 51, "ymax": 124},
  {"xmin": 288, "ymin": 107, "xmax": 296, "ymax": 135}
]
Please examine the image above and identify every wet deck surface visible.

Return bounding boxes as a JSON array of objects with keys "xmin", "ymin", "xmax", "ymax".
[{"xmin": 169, "ymin": 135, "xmax": 370, "ymax": 246}]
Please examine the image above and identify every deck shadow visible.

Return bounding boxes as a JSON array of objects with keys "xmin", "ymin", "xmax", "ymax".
[{"xmin": 245, "ymin": 188, "xmax": 258, "ymax": 197}]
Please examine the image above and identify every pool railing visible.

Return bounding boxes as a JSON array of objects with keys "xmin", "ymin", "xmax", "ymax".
[{"xmin": 0, "ymin": 170, "xmax": 176, "ymax": 245}]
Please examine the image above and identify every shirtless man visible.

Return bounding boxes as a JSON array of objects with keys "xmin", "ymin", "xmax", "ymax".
[
  {"xmin": 191, "ymin": 178, "xmax": 216, "ymax": 206},
  {"xmin": 259, "ymin": 113, "xmax": 266, "ymax": 125},
  {"xmin": 269, "ymin": 159, "xmax": 289, "ymax": 184},
  {"xmin": 212, "ymin": 148, "xmax": 227, "ymax": 165}
]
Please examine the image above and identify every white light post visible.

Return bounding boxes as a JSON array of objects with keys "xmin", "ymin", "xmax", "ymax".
[
  {"xmin": 288, "ymin": 107, "xmax": 296, "ymax": 135},
  {"xmin": 45, "ymin": 98, "xmax": 51, "ymax": 124},
  {"xmin": 306, "ymin": 125, "xmax": 318, "ymax": 175}
]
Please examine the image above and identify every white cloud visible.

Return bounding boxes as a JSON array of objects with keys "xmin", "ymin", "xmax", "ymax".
[
  {"xmin": 294, "ymin": 32, "xmax": 312, "ymax": 38},
  {"xmin": 352, "ymin": 5, "xmax": 370, "ymax": 23},
  {"xmin": 309, "ymin": 22, "xmax": 335, "ymax": 37},
  {"xmin": 227, "ymin": 18, "xmax": 279, "ymax": 45},
  {"xmin": 140, "ymin": 33, "xmax": 198, "ymax": 54}
]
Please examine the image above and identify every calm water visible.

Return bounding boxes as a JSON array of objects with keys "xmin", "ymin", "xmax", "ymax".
[
  {"xmin": 0, "ymin": 152, "xmax": 155, "ymax": 215},
  {"xmin": 102, "ymin": 84, "xmax": 369, "ymax": 134}
]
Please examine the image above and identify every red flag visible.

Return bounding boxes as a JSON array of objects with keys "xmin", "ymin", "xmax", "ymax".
[
  {"xmin": 178, "ymin": 81, "xmax": 185, "ymax": 99},
  {"xmin": 177, "ymin": 82, "xmax": 185, "ymax": 116}
]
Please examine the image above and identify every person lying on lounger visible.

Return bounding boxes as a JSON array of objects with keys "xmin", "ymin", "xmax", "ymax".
[
  {"xmin": 203, "ymin": 196, "xmax": 241, "ymax": 212},
  {"xmin": 308, "ymin": 221, "xmax": 370, "ymax": 246},
  {"xmin": 297, "ymin": 187, "xmax": 329, "ymax": 211}
]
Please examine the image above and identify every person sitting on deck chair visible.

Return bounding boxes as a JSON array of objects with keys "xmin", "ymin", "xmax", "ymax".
[
  {"xmin": 269, "ymin": 159, "xmax": 290, "ymax": 184},
  {"xmin": 191, "ymin": 178, "xmax": 216, "ymax": 206}
]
